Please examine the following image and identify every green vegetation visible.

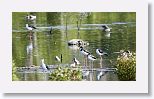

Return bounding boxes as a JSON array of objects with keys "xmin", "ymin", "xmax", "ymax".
[
  {"xmin": 12, "ymin": 60, "xmax": 19, "ymax": 81},
  {"xmin": 116, "ymin": 50, "xmax": 136, "ymax": 81},
  {"xmin": 49, "ymin": 66, "xmax": 82, "ymax": 81}
]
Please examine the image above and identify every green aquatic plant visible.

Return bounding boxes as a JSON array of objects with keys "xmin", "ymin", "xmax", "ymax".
[
  {"xmin": 116, "ymin": 50, "xmax": 136, "ymax": 81},
  {"xmin": 12, "ymin": 60, "xmax": 19, "ymax": 81},
  {"xmin": 49, "ymin": 66, "xmax": 82, "ymax": 81}
]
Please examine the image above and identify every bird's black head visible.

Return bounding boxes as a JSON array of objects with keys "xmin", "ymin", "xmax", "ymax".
[
  {"xmin": 72, "ymin": 57, "xmax": 75, "ymax": 61},
  {"xmin": 125, "ymin": 50, "xmax": 130, "ymax": 53},
  {"xmin": 79, "ymin": 46, "xmax": 83, "ymax": 51},
  {"xmin": 102, "ymin": 25, "xmax": 107, "ymax": 29}
]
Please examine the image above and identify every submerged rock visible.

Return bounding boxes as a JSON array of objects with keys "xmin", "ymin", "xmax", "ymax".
[{"xmin": 68, "ymin": 39, "xmax": 89, "ymax": 47}]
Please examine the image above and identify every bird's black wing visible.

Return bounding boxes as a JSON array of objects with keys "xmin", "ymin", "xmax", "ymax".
[{"xmin": 30, "ymin": 25, "xmax": 37, "ymax": 29}]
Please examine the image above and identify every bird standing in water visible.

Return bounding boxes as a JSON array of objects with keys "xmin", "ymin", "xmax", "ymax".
[
  {"xmin": 26, "ymin": 24, "xmax": 37, "ymax": 31},
  {"xmin": 79, "ymin": 46, "xmax": 90, "ymax": 68},
  {"xmin": 102, "ymin": 25, "xmax": 111, "ymax": 32},
  {"xmin": 26, "ymin": 24, "xmax": 37, "ymax": 40},
  {"xmin": 96, "ymin": 49, "xmax": 108, "ymax": 58},
  {"xmin": 40, "ymin": 59, "xmax": 49, "ymax": 72},
  {"xmin": 96, "ymin": 49, "xmax": 108, "ymax": 68},
  {"xmin": 25, "ymin": 15, "xmax": 36, "ymax": 21}
]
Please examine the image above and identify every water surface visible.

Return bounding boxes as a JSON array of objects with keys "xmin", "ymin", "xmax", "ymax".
[{"xmin": 12, "ymin": 12, "xmax": 136, "ymax": 81}]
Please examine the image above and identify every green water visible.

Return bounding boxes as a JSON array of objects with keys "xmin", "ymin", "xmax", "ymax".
[{"xmin": 12, "ymin": 12, "xmax": 136, "ymax": 81}]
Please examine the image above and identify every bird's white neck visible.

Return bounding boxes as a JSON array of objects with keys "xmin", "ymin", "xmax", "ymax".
[
  {"xmin": 26, "ymin": 24, "xmax": 29, "ymax": 28},
  {"xmin": 41, "ymin": 59, "xmax": 44, "ymax": 64}
]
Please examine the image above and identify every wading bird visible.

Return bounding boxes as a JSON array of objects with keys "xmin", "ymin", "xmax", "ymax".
[
  {"xmin": 26, "ymin": 24, "xmax": 37, "ymax": 40},
  {"xmin": 25, "ymin": 15, "xmax": 36, "ymax": 21},
  {"xmin": 102, "ymin": 25, "xmax": 111, "ymax": 32},
  {"xmin": 26, "ymin": 24, "xmax": 37, "ymax": 31},
  {"xmin": 96, "ymin": 49, "xmax": 108, "ymax": 58},
  {"xmin": 40, "ymin": 59, "xmax": 49, "ymax": 72},
  {"xmin": 96, "ymin": 49, "xmax": 108, "ymax": 68},
  {"xmin": 79, "ymin": 46, "xmax": 90, "ymax": 68}
]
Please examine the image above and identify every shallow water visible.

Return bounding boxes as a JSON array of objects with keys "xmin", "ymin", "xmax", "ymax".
[{"xmin": 12, "ymin": 12, "xmax": 136, "ymax": 81}]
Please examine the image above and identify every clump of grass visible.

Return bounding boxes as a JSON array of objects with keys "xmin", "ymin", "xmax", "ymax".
[
  {"xmin": 116, "ymin": 50, "xmax": 136, "ymax": 81},
  {"xmin": 49, "ymin": 66, "xmax": 82, "ymax": 81},
  {"xmin": 12, "ymin": 60, "xmax": 19, "ymax": 81}
]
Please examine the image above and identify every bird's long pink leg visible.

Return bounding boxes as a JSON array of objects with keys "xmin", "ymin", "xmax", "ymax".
[
  {"xmin": 84, "ymin": 55, "xmax": 86, "ymax": 68},
  {"xmin": 29, "ymin": 31, "xmax": 32, "ymax": 40},
  {"xmin": 86, "ymin": 56, "xmax": 88, "ymax": 69}
]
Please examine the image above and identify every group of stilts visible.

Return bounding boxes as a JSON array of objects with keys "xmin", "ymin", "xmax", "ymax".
[
  {"xmin": 39, "ymin": 46, "xmax": 109, "ymax": 80},
  {"xmin": 23, "ymin": 14, "xmax": 113, "ymax": 81}
]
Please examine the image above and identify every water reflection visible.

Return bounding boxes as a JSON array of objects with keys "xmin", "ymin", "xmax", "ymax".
[
  {"xmin": 104, "ymin": 32, "xmax": 111, "ymax": 38},
  {"xmin": 26, "ymin": 40, "xmax": 33, "ymax": 67}
]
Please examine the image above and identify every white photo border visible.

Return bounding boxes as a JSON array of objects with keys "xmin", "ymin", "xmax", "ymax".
[{"xmin": 0, "ymin": 0, "xmax": 148, "ymax": 93}]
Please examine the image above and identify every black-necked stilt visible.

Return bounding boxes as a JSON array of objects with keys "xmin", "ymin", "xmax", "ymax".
[
  {"xmin": 26, "ymin": 15, "xmax": 36, "ymax": 21},
  {"xmin": 122, "ymin": 50, "xmax": 132, "ymax": 59},
  {"xmin": 102, "ymin": 25, "xmax": 111, "ymax": 32},
  {"xmin": 97, "ymin": 71, "xmax": 108, "ymax": 80},
  {"xmin": 115, "ymin": 50, "xmax": 132, "ymax": 58},
  {"xmin": 79, "ymin": 46, "xmax": 90, "ymax": 68},
  {"xmin": 125, "ymin": 50, "xmax": 132, "ymax": 56},
  {"xmin": 26, "ymin": 24, "xmax": 37, "ymax": 40},
  {"xmin": 96, "ymin": 49, "xmax": 108, "ymax": 56},
  {"xmin": 40, "ymin": 59, "xmax": 49, "ymax": 71},
  {"xmin": 26, "ymin": 24, "xmax": 37, "ymax": 31},
  {"xmin": 96, "ymin": 49, "xmax": 108, "ymax": 68},
  {"xmin": 79, "ymin": 46, "xmax": 90, "ymax": 56},
  {"xmin": 88, "ymin": 54, "xmax": 97, "ymax": 61}
]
